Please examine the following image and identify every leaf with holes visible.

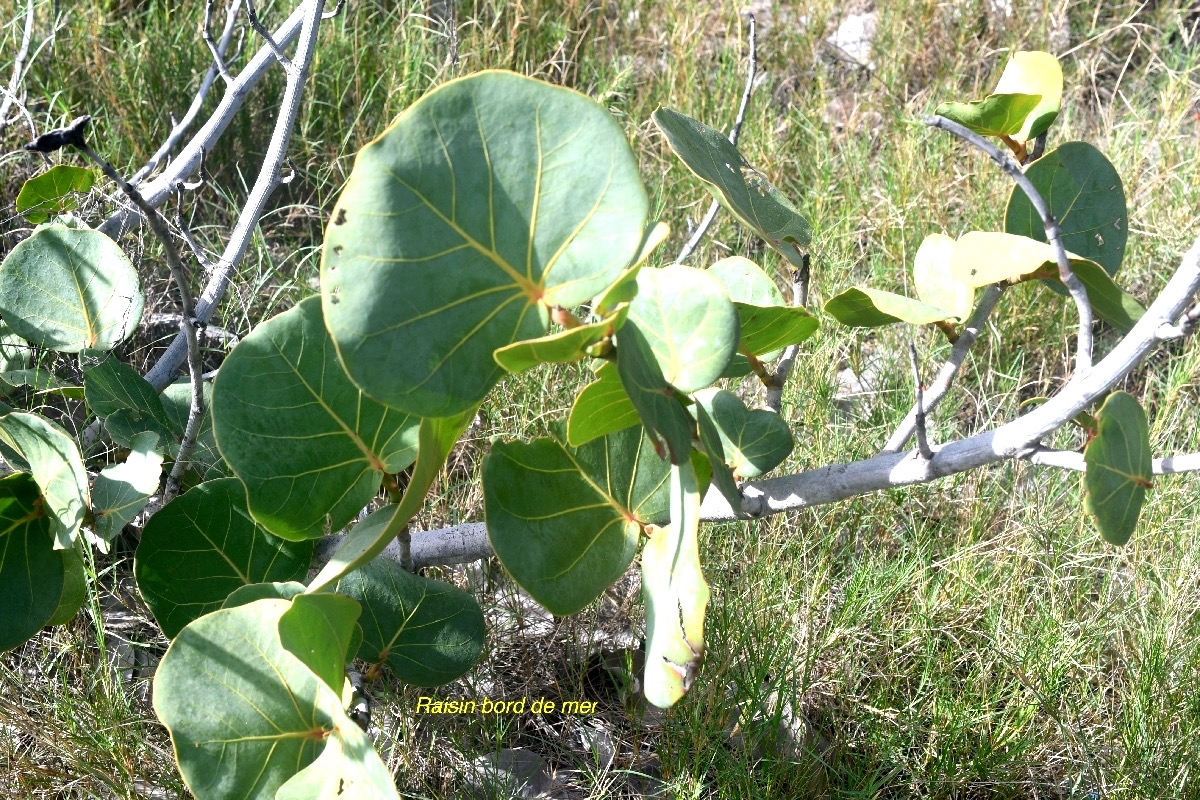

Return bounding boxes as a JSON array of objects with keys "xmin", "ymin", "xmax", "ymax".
[
  {"xmin": 0, "ymin": 412, "xmax": 88, "ymax": 549},
  {"xmin": 134, "ymin": 478, "xmax": 314, "ymax": 638},
  {"xmin": 213, "ymin": 297, "xmax": 419, "ymax": 540},
  {"xmin": 642, "ymin": 459, "xmax": 709, "ymax": 709},
  {"xmin": 653, "ymin": 108, "xmax": 811, "ymax": 268},
  {"xmin": 335, "ymin": 556, "xmax": 485, "ymax": 686},
  {"xmin": 484, "ymin": 425, "xmax": 672, "ymax": 615},
  {"xmin": 153, "ymin": 598, "xmax": 399, "ymax": 800},
  {"xmin": 322, "ymin": 70, "xmax": 648, "ymax": 417},
  {"xmin": 0, "ymin": 224, "xmax": 143, "ymax": 352},
  {"xmin": 16, "ymin": 165, "xmax": 95, "ymax": 224},
  {"xmin": 1005, "ymin": 142, "xmax": 1127, "ymax": 277},
  {"xmin": 1084, "ymin": 391, "xmax": 1152, "ymax": 546}
]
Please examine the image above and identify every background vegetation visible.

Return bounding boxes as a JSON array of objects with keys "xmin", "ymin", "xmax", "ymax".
[{"xmin": 2, "ymin": 0, "xmax": 1199, "ymax": 797}]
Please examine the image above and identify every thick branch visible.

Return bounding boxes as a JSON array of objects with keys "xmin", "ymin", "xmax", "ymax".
[
  {"xmin": 319, "ymin": 236, "xmax": 1200, "ymax": 571},
  {"xmin": 925, "ymin": 114, "xmax": 1094, "ymax": 373},
  {"xmin": 1024, "ymin": 447, "xmax": 1200, "ymax": 475}
]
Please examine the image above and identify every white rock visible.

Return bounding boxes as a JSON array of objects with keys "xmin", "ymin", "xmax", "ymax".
[{"xmin": 827, "ymin": 12, "xmax": 878, "ymax": 70}]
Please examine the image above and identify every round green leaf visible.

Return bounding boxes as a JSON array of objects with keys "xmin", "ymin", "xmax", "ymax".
[
  {"xmin": 0, "ymin": 224, "xmax": 143, "ymax": 352},
  {"xmin": 1005, "ymin": 142, "xmax": 1127, "ymax": 277},
  {"xmin": 45, "ymin": 543, "xmax": 87, "ymax": 627},
  {"xmin": 153, "ymin": 598, "xmax": 396, "ymax": 800},
  {"xmin": 135, "ymin": 478, "xmax": 315, "ymax": 638},
  {"xmin": 16, "ymin": 165, "xmax": 95, "ymax": 224},
  {"xmin": 0, "ymin": 412, "xmax": 88, "ymax": 549},
  {"xmin": 322, "ymin": 70, "xmax": 649, "ymax": 417},
  {"xmin": 626, "ymin": 264, "xmax": 738, "ymax": 392},
  {"xmin": 0, "ymin": 473, "xmax": 68, "ymax": 651},
  {"xmin": 484, "ymin": 425, "xmax": 672, "ymax": 615},
  {"xmin": 652, "ymin": 107, "xmax": 811, "ymax": 267},
  {"xmin": 693, "ymin": 388, "xmax": 793, "ymax": 479},
  {"xmin": 1084, "ymin": 391, "xmax": 1152, "ymax": 546},
  {"xmin": 335, "ymin": 556, "xmax": 485, "ymax": 687},
  {"xmin": 213, "ymin": 297, "xmax": 419, "ymax": 540}
]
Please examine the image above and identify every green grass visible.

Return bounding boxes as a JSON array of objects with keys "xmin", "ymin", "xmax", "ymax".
[{"xmin": 3, "ymin": 0, "xmax": 1200, "ymax": 797}]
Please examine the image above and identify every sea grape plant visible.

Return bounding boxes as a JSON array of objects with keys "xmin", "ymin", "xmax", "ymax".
[{"xmin": 0, "ymin": 48, "xmax": 1182, "ymax": 797}]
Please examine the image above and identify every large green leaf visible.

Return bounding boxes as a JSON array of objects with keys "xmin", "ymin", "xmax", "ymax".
[
  {"xmin": 485, "ymin": 425, "xmax": 672, "ymax": 615},
  {"xmin": 0, "ymin": 412, "xmax": 88, "ymax": 549},
  {"xmin": 0, "ymin": 224, "xmax": 143, "ymax": 352},
  {"xmin": 653, "ymin": 107, "xmax": 811, "ymax": 268},
  {"xmin": 1084, "ymin": 391, "xmax": 1152, "ymax": 546},
  {"xmin": 566, "ymin": 361, "xmax": 640, "ymax": 448},
  {"xmin": 642, "ymin": 459, "xmax": 709, "ymax": 709},
  {"xmin": 1005, "ymin": 142, "xmax": 1127, "ymax": 277},
  {"xmin": 213, "ymin": 297, "xmax": 419, "ymax": 541},
  {"xmin": 322, "ymin": 70, "xmax": 648, "ymax": 418},
  {"xmin": 0, "ymin": 473, "xmax": 71, "ymax": 651},
  {"xmin": 335, "ymin": 555, "xmax": 485, "ymax": 686},
  {"xmin": 134, "ymin": 478, "xmax": 315, "ymax": 638},
  {"xmin": 90, "ymin": 431, "xmax": 164, "ymax": 546},
  {"xmin": 626, "ymin": 264, "xmax": 738, "ymax": 392},
  {"xmin": 933, "ymin": 93, "xmax": 1042, "ymax": 138},
  {"xmin": 992, "ymin": 50, "xmax": 1062, "ymax": 142},
  {"xmin": 153, "ymin": 598, "xmax": 399, "ymax": 800},
  {"xmin": 824, "ymin": 287, "xmax": 955, "ymax": 328},
  {"xmin": 693, "ymin": 389, "xmax": 793, "ymax": 478},
  {"xmin": 16, "ymin": 165, "xmax": 95, "ymax": 224},
  {"xmin": 308, "ymin": 409, "xmax": 478, "ymax": 593}
]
